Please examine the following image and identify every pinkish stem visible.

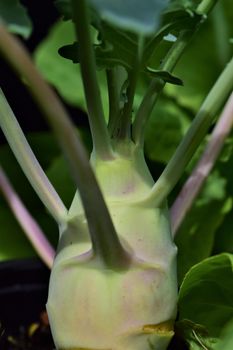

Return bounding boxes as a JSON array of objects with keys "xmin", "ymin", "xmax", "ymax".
[
  {"xmin": 171, "ymin": 92, "xmax": 233, "ymax": 236},
  {"xmin": 0, "ymin": 166, "xmax": 55, "ymax": 268}
]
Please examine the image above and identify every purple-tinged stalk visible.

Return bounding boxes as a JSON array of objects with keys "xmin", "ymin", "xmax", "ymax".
[
  {"xmin": 0, "ymin": 166, "xmax": 55, "ymax": 268},
  {"xmin": 171, "ymin": 92, "xmax": 233, "ymax": 235}
]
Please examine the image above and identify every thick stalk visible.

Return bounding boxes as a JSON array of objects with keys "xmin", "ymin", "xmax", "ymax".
[
  {"xmin": 0, "ymin": 90, "xmax": 67, "ymax": 224},
  {"xmin": 0, "ymin": 166, "xmax": 55, "ymax": 268},
  {"xmin": 0, "ymin": 24, "xmax": 128, "ymax": 269},
  {"xmin": 171, "ymin": 92, "xmax": 233, "ymax": 235},
  {"xmin": 71, "ymin": 0, "xmax": 112, "ymax": 159},
  {"xmin": 142, "ymin": 56, "xmax": 233, "ymax": 207}
]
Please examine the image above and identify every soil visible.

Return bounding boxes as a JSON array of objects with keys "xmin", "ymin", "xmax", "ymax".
[{"xmin": 0, "ymin": 311, "xmax": 55, "ymax": 350}]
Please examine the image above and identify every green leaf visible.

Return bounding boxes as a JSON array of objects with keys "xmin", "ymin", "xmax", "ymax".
[
  {"xmin": 58, "ymin": 26, "xmax": 138, "ymax": 70},
  {"xmin": 58, "ymin": 6, "xmax": 200, "ymax": 72},
  {"xmin": 178, "ymin": 253, "xmax": 233, "ymax": 337},
  {"xmin": 46, "ymin": 155, "xmax": 75, "ymax": 208},
  {"xmin": 0, "ymin": 204, "xmax": 35, "ymax": 261},
  {"xmin": 175, "ymin": 172, "xmax": 232, "ymax": 283},
  {"xmin": 144, "ymin": 97, "xmax": 190, "ymax": 164},
  {"xmin": 34, "ymin": 20, "xmax": 109, "ymax": 117},
  {"xmin": 0, "ymin": 0, "xmax": 32, "ymax": 38},
  {"xmin": 214, "ymin": 318, "xmax": 233, "ymax": 350}
]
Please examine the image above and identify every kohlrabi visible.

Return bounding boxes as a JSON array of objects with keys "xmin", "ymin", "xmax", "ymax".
[{"xmin": 0, "ymin": 0, "xmax": 233, "ymax": 349}]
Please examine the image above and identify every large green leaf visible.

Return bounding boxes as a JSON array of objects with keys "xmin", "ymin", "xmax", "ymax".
[
  {"xmin": 175, "ymin": 172, "xmax": 232, "ymax": 283},
  {"xmin": 34, "ymin": 20, "xmax": 109, "ymax": 117},
  {"xmin": 178, "ymin": 253, "xmax": 233, "ymax": 337},
  {"xmin": 0, "ymin": 0, "xmax": 32, "ymax": 38}
]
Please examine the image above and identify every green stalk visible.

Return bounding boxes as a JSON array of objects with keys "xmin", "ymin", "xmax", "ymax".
[
  {"xmin": 111, "ymin": 36, "xmax": 144, "ymax": 140},
  {"xmin": 132, "ymin": 31, "xmax": 191, "ymax": 146},
  {"xmin": 196, "ymin": 0, "xmax": 218, "ymax": 14},
  {"xmin": 142, "ymin": 56, "xmax": 233, "ymax": 207},
  {"xmin": 71, "ymin": 0, "xmax": 112, "ymax": 159},
  {"xmin": 115, "ymin": 70, "xmax": 138, "ymax": 139},
  {"xmin": 106, "ymin": 68, "xmax": 120, "ymax": 132},
  {"xmin": 132, "ymin": 0, "xmax": 218, "ymax": 147},
  {"xmin": 0, "ymin": 90, "xmax": 67, "ymax": 224},
  {"xmin": 0, "ymin": 24, "xmax": 128, "ymax": 269},
  {"xmin": 171, "ymin": 92, "xmax": 233, "ymax": 235}
]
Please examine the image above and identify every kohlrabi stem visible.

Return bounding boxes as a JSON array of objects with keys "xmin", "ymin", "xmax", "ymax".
[
  {"xmin": 71, "ymin": 0, "xmax": 112, "ymax": 159},
  {"xmin": 0, "ymin": 90, "xmax": 68, "ymax": 224},
  {"xmin": 117, "ymin": 71, "xmax": 138, "ymax": 139},
  {"xmin": 132, "ymin": 31, "xmax": 191, "ymax": 146},
  {"xmin": 107, "ymin": 68, "xmax": 120, "ymax": 131},
  {"xmin": 143, "ymin": 56, "xmax": 233, "ymax": 207},
  {"xmin": 171, "ymin": 92, "xmax": 233, "ymax": 236},
  {"xmin": 113, "ymin": 36, "xmax": 144, "ymax": 140},
  {"xmin": 0, "ymin": 24, "xmax": 128, "ymax": 269},
  {"xmin": 0, "ymin": 166, "xmax": 55, "ymax": 268}
]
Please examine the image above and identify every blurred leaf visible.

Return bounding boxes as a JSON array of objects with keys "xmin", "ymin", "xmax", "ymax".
[
  {"xmin": 0, "ymin": 0, "xmax": 32, "ymax": 38},
  {"xmin": 58, "ymin": 6, "xmax": 200, "ymax": 72},
  {"xmin": 56, "ymin": 0, "xmax": 169, "ymax": 35},
  {"xmin": 34, "ymin": 20, "xmax": 109, "ymax": 117},
  {"xmin": 214, "ymin": 318, "xmax": 233, "ymax": 350},
  {"xmin": 163, "ymin": 0, "xmax": 233, "ymax": 112},
  {"xmin": 46, "ymin": 155, "xmax": 75, "ymax": 209},
  {"xmin": 176, "ymin": 319, "xmax": 217, "ymax": 350},
  {"xmin": 178, "ymin": 253, "xmax": 233, "ymax": 337},
  {"xmin": 55, "ymin": 0, "xmax": 71, "ymax": 20},
  {"xmin": 59, "ymin": 24, "xmax": 139, "ymax": 70},
  {"xmin": 213, "ymin": 209, "xmax": 233, "ymax": 255},
  {"xmin": 167, "ymin": 0, "xmax": 202, "ymax": 11},
  {"xmin": 0, "ymin": 205, "xmax": 35, "ymax": 261},
  {"xmin": 175, "ymin": 172, "xmax": 232, "ymax": 283},
  {"xmin": 27, "ymin": 131, "xmax": 60, "ymax": 169},
  {"xmin": 145, "ymin": 98, "xmax": 190, "ymax": 164},
  {"xmin": 45, "ymin": 128, "xmax": 91, "ymax": 208}
]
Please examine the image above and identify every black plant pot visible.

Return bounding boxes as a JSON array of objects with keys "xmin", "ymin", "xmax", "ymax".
[{"xmin": 0, "ymin": 258, "xmax": 50, "ymax": 338}]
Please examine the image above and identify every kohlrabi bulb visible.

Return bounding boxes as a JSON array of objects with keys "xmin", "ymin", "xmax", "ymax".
[{"xmin": 47, "ymin": 144, "xmax": 177, "ymax": 350}]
